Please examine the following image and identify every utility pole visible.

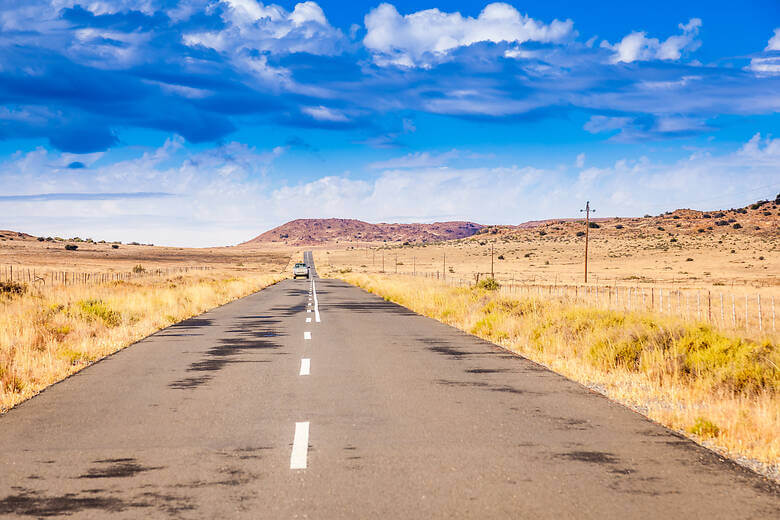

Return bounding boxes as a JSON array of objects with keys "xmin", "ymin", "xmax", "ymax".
[
  {"xmin": 580, "ymin": 201, "xmax": 596, "ymax": 283},
  {"xmin": 490, "ymin": 242, "xmax": 494, "ymax": 278}
]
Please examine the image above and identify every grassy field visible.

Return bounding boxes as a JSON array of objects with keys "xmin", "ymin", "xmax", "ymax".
[
  {"xmin": 334, "ymin": 272, "xmax": 779, "ymax": 479},
  {"xmin": 0, "ymin": 239, "xmax": 290, "ymax": 412}
]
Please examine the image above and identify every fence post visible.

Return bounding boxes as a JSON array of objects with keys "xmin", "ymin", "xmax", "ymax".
[
  {"xmin": 745, "ymin": 295, "xmax": 749, "ymax": 331},
  {"xmin": 720, "ymin": 294, "xmax": 725, "ymax": 327},
  {"xmin": 758, "ymin": 294, "xmax": 762, "ymax": 333},
  {"xmin": 708, "ymin": 291, "xmax": 712, "ymax": 323},
  {"xmin": 732, "ymin": 295, "xmax": 736, "ymax": 329}
]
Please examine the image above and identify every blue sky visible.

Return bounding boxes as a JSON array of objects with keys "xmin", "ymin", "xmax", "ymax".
[{"xmin": 1, "ymin": 0, "xmax": 778, "ymax": 246}]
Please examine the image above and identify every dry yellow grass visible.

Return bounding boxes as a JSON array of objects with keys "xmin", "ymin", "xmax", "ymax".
[
  {"xmin": 0, "ymin": 268, "xmax": 286, "ymax": 412},
  {"xmin": 335, "ymin": 272, "xmax": 779, "ymax": 478}
]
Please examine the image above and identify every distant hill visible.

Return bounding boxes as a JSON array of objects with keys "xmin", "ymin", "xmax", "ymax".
[
  {"xmin": 241, "ymin": 218, "xmax": 484, "ymax": 246},
  {"xmin": 0, "ymin": 230, "xmax": 35, "ymax": 241},
  {"xmin": 474, "ymin": 196, "xmax": 780, "ymax": 241}
]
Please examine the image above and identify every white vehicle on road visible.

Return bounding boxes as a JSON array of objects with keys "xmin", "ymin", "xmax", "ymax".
[{"xmin": 292, "ymin": 262, "xmax": 309, "ymax": 279}]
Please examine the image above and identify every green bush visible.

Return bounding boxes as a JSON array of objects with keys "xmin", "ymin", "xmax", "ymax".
[
  {"xmin": 689, "ymin": 417, "xmax": 720, "ymax": 438},
  {"xmin": 77, "ymin": 299, "xmax": 121, "ymax": 327},
  {"xmin": 476, "ymin": 277, "xmax": 500, "ymax": 291}
]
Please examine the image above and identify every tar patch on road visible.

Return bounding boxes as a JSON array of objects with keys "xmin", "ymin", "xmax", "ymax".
[{"xmin": 79, "ymin": 459, "xmax": 163, "ymax": 479}]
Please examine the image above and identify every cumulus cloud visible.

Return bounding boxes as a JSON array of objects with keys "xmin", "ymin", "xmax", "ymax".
[
  {"xmin": 4, "ymin": 133, "xmax": 778, "ymax": 246},
  {"xmin": 0, "ymin": 138, "xmax": 285, "ymax": 245},
  {"xmin": 601, "ymin": 18, "xmax": 701, "ymax": 63},
  {"xmin": 183, "ymin": 1, "xmax": 345, "ymax": 57},
  {"xmin": 745, "ymin": 28, "xmax": 780, "ymax": 76},
  {"xmin": 363, "ymin": 3, "xmax": 575, "ymax": 67},
  {"xmin": 767, "ymin": 28, "xmax": 780, "ymax": 51}
]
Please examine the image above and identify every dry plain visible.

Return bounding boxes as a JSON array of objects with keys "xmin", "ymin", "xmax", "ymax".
[{"xmin": 1, "ymin": 200, "xmax": 778, "ymax": 483}]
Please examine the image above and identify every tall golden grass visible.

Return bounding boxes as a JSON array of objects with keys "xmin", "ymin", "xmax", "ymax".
[
  {"xmin": 0, "ymin": 270, "xmax": 284, "ymax": 411},
  {"xmin": 338, "ymin": 272, "xmax": 779, "ymax": 474}
]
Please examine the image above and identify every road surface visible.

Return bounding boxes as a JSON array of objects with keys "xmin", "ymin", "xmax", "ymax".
[{"xmin": 0, "ymin": 252, "xmax": 777, "ymax": 518}]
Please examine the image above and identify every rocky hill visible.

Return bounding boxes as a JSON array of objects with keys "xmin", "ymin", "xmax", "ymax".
[
  {"xmin": 241, "ymin": 219, "xmax": 484, "ymax": 246},
  {"xmin": 472, "ymin": 196, "xmax": 780, "ymax": 241}
]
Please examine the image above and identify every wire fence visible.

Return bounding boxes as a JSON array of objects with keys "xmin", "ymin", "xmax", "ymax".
[
  {"xmin": 1, "ymin": 265, "xmax": 212, "ymax": 287},
  {"xmin": 386, "ymin": 270, "xmax": 777, "ymax": 335}
]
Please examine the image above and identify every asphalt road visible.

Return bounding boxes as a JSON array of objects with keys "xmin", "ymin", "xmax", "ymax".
[{"xmin": 0, "ymin": 252, "xmax": 777, "ymax": 518}]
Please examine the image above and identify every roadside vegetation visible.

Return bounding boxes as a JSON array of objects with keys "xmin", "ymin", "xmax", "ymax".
[
  {"xmin": 0, "ymin": 270, "xmax": 285, "ymax": 411},
  {"xmin": 337, "ymin": 272, "xmax": 779, "ymax": 475}
]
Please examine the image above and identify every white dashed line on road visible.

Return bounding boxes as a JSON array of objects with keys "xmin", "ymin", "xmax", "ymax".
[
  {"xmin": 304, "ymin": 331, "xmax": 311, "ymax": 340},
  {"xmin": 290, "ymin": 422, "xmax": 310, "ymax": 469},
  {"xmin": 306, "ymin": 317, "xmax": 311, "ymax": 323},
  {"xmin": 300, "ymin": 358, "xmax": 310, "ymax": 376},
  {"xmin": 312, "ymin": 278, "xmax": 321, "ymax": 323}
]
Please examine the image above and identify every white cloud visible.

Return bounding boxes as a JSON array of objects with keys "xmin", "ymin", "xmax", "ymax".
[
  {"xmin": 584, "ymin": 114, "xmax": 710, "ymax": 141},
  {"xmin": 2, "ymin": 134, "xmax": 779, "ymax": 245},
  {"xmin": 575, "ymin": 153, "xmax": 585, "ymax": 168},
  {"xmin": 747, "ymin": 56, "xmax": 780, "ymax": 76},
  {"xmin": 601, "ymin": 18, "xmax": 701, "ymax": 64},
  {"xmin": 363, "ymin": 3, "xmax": 574, "ymax": 68},
  {"xmin": 737, "ymin": 133, "xmax": 780, "ymax": 164},
  {"xmin": 69, "ymin": 28, "xmax": 153, "ymax": 69},
  {"xmin": 766, "ymin": 28, "xmax": 780, "ymax": 51},
  {"xmin": 183, "ymin": 1, "xmax": 345, "ymax": 57},
  {"xmin": 301, "ymin": 105, "xmax": 349, "ymax": 122},
  {"xmin": 52, "ymin": 0, "xmax": 162, "ymax": 15},
  {"xmin": 583, "ymin": 115, "xmax": 631, "ymax": 133},
  {"xmin": 368, "ymin": 150, "xmax": 458, "ymax": 169},
  {"xmin": 745, "ymin": 29, "xmax": 780, "ymax": 76}
]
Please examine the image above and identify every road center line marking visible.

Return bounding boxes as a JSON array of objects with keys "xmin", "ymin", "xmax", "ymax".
[
  {"xmin": 300, "ymin": 358, "xmax": 310, "ymax": 376},
  {"xmin": 290, "ymin": 422, "xmax": 310, "ymax": 469},
  {"xmin": 312, "ymin": 278, "xmax": 321, "ymax": 323},
  {"xmin": 306, "ymin": 317, "xmax": 311, "ymax": 323},
  {"xmin": 304, "ymin": 331, "xmax": 311, "ymax": 340},
  {"xmin": 307, "ymin": 309, "xmax": 311, "ymax": 313}
]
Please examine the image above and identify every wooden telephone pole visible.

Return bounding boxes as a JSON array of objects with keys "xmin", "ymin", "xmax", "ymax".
[
  {"xmin": 490, "ymin": 242, "xmax": 494, "ymax": 278},
  {"xmin": 580, "ymin": 201, "xmax": 595, "ymax": 283}
]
